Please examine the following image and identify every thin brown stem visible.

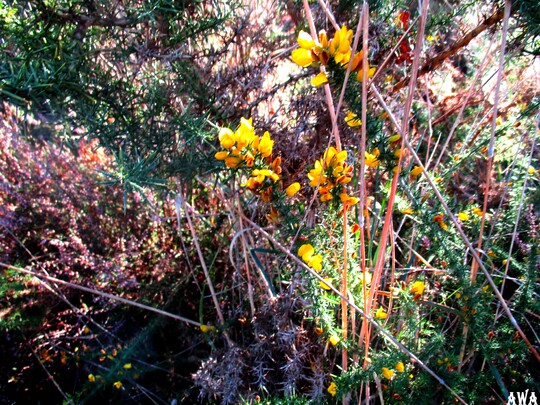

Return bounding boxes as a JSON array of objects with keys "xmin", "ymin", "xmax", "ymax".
[{"xmin": 392, "ymin": 7, "xmax": 505, "ymax": 93}]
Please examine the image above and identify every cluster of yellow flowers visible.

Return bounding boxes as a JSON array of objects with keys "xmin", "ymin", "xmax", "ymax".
[
  {"xmin": 215, "ymin": 117, "xmax": 275, "ymax": 169},
  {"xmin": 298, "ymin": 243, "xmax": 323, "ymax": 271},
  {"xmin": 356, "ymin": 132, "xmax": 419, "ymax": 173},
  {"xmin": 291, "ymin": 25, "xmax": 376, "ymax": 86},
  {"xmin": 307, "ymin": 146, "xmax": 358, "ymax": 207},
  {"xmin": 215, "ymin": 117, "xmax": 301, "ymax": 220},
  {"xmin": 381, "ymin": 361, "xmax": 406, "ymax": 380},
  {"xmin": 344, "ymin": 113, "xmax": 402, "ymax": 170},
  {"xmin": 375, "ymin": 280, "xmax": 425, "ymax": 320}
]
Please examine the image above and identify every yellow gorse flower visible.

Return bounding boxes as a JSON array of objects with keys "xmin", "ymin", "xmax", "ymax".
[
  {"xmin": 285, "ymin": 182, "xmax": 301, "ymax": 197},
  {"xmin": 311, "ymin": 72, "xmax": 329, "ymax": 87},
  {"xmin": 292, "ymin": 26, "xmax": 375, "ymax": 84},
  {"xmin": 389, "ymin": 134, "xmax": 401, "ymax": 144},
  {"xmin": 457, "ymin": 212, "xmax": 469, "ymax": 221},
  {"xmin": 200, "ymin": 324, "xmax": 214, "ymax": 333},
  {"xmin": 433, "ymin": 214, "xmax": 448, "ymax": 230},
  {"xmin": 215, "ymin": 118, "xmax": 276, "ymax": 170},
  {"xmin": 472, "ymin": 207, "xmax": 483, "ymax": 216},
  {"xmin": 401, "ymin": 206, "xmax": 414, "ymax": 215},
  {"xmin": 327, "ymin": 382, "xmax": 338, "ymax": 397},
  {"xmin": 360, "ymin": 271, "xmax": 372, "ymax": 285},
  {"xmin": 307, "ymin": 147, "xmax": 354, "ymax": 203},
  {"xmin": 410, "ymin": 280, "xmax": 425, "ymax": 299},
  {"xmin": 258, "ymin": 131, "xmax": 274, "ymax": 158},
  {"xmin": 216, "ymin": 118, "xmax": 287, "ymax": 204},
  {"xmin": 298, "ymin": 243, "xmax": 314, "ymax": 260},
  {"xmin": 320, "ymin": 277, "xmax": 333, "ymax": 291},
  {"xmin": 298, "ymin": 244, "xmax": 323, "ymax": 271},
  {"xmin": 298, "ymin": 30, "xmax": 315, "ymax": 49},
  {"xmin": 396, "ymin": 361, "xmax": 405, "ymax": 372},
  {"xmin": 329, "ymin": 25, "xmax": 353, "ymax": 64},
  {"xmin": 340, "ymin": 192, "xmax": 359, "ymax": 207},
  {"xmin": 291, "ymin": 48, "xmax": 316, "ymax": 67},
  {"xmin": 329, "ymin": 334, "xmax": 341, "ymax": 346},
  {"xmin": 410, "ymin": 165, "xmax": 423, "ymax": 177},
  {"xmin": 355, "ymin": 66, "xmax": 377, "ymax": 82},
  {"xmin": 364, "ymin": 151, "xmax": 380, "ymax": 167},
  {"xmin": 375, "ymin": 307, "xmax": 388, "ymax": 319},
  {"xmin": 345, "ymin": 111, "xmax": 362, "ymax": 127},
  {"xmin": 382, "ymin": 367, "xmax": 395, "ymax": 380},
  {"xmin": 291, "ymin": 30, "xmax": 328, "ymax": 67}
]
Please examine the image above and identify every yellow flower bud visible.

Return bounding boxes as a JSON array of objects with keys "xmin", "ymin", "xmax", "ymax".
[
  {"xmin": 329, "ymin": 334, "xmax": 341, "ymax": 346},
  {"xmin": 457, "ymin": 212, "xmax": 469, "ymax": 221},
  {"xmin": 410, "ymin": 166, "xmax": 423, "ymax": 177},
  {"xmin": 311, "ymin": 72, "xmax": 329, "ymax": 87},
  {"xmin": 200, "ymin": 324, "xmax": 214, "ymax": 333},
  {"xmin": 327, "ymin": 382, "xmax": 338, "ymax": 397},
  {"xmin": 375, "ymin": 307, "xmax": 388, "ymax": 319},
  {"xmin": 319, "ymin": 278, "xmax": 333, "ymax": 291},
  {"xmin": 285, "ymin": 182, "xmax": 301, "ymax": 197},
  {"xmin": 214, "ymin": 151, "xmax": 228, "ymax": 160},
  {"xmin": 382, "ymin": 367, "xmax": 395, "ymax": 380}
]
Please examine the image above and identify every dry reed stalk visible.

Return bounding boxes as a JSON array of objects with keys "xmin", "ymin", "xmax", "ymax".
[
  {"xmin": 301, "ymin": 0, "xmax": 353, "ymax": 385},
  {"xmin": 179, "ymin": 195, "xmax": 233, "ymax": 346},
  {"xmin": 358, "ymin": 3, "xmax": 373, "ymax": 372},
  {"xmin": 471, "ymin": 0, "xmax": 511, "ymax": 285},
  {"xmin": 387, "ymin": 225, "xmax": 398, "ymax": 318},
  {"xmin": 458, "ymin": 0, "xmax": 512, "ymax": 371},
  {"xmin": 359, "ymin": 0, "xmax": 430, "ymax": 364},
  {"xmin": 316, "ymin": 2, "xmax": 372, "ymax": 376},
  {"xmin": 235, "ymin": 194, "xmax": 257, "ymax": 316},
  {"xmin": 342, "ymin": 208, "xmax": 349, "ymax": 378},
  {"xmin": 302, "ymin": 0, "xmax": 342, "ymax": 151}
]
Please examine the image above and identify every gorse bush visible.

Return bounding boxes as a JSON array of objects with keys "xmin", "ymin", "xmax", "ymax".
[{"xmin": 1, "ymin": 0, "xmax": 540, "ymax": 404}]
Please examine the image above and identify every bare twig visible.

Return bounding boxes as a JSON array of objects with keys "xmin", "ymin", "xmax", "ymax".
[
  {"xmin": 27, "ymin": 338, "xmax": 74, "ymax": 404},
  {"xmin": 392, "ymin": 7, "xmax": 505, "ymax": 92},
  {"xmin": 0, "ymin": 263, "xmax": 201, "ymax": 327},
  {"xmin": 302, "ymin": 0, "xmax": 342, "ymax": 151},
  {"xmin": 178, "ymin": 194, "xmax": 233, "ymax": 345},
  {"xmin": 360, "ymin": 0, "xmax": 430, "ymax": 363}
]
